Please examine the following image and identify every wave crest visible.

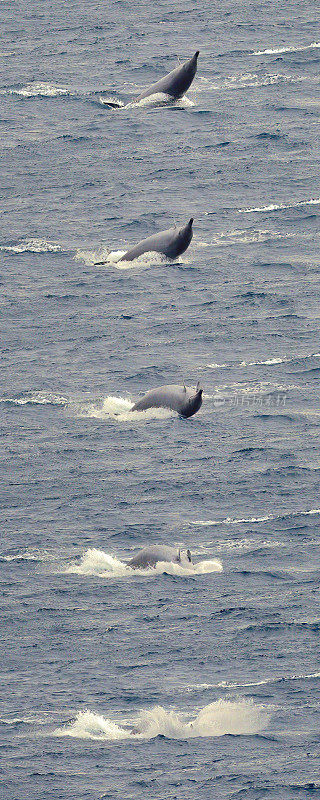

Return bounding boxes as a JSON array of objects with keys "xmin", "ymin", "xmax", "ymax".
[
  {"xmin": 0, "ymin": 238, "xmax": 61, "ymax": 253},
  {"xmin": 54, "ymin": 700, "xmax": 268, "ymax": 741},
  {"xmin": 253, "ymin": 41, "xmax": 320, "ymax": 56},
  {"xmin": 238, "ymin": 197, "xmax": 320, "ymax": 213},
  {"xmin": 2, "ymin": 82, "xmax": 70, "ymax": 97}
]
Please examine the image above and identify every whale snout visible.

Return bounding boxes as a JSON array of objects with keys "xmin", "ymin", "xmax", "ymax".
[
  {"xmin": 195, "ymin": 51, "xmax": 199, "ymax": 58},
  {"xmin": 188, "ymin": 218, "xmax": 193, "ymax": 227}
]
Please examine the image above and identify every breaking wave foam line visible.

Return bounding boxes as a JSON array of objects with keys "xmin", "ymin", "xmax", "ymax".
[
  {"xmin": 0, "ymin": 551, "xmax": 40, "ymax": 562},
  {"xmin": 200, "ymin": 229, "xmax": 295, "ymax": 246},
  {"xmin": 238, "ymin": 197, "xmax": 320, "ymax": 213},
  {"xmin": 190, "ymin": 508, "xmax": 320, "ymax": 527},
  {"xmin": 53, "ymin": 700, "xmax": 268, "ymax": 741},
  {"xmin": 253, "ymin": 41, "xmax": 320, "ymax": 56},
  {"xmin": 207, "ymin": 352, "xmax": 320, "ymax": 370},
  {"xmin": 0, "ymin": 82, "xmax": 71, "ymax": 97},
  {"xmin": 187, "ymin": 671, "xmax": 320, "ymax": 691},
  {"xmin": 0, "ymin": 392, "xmax": 68, "ymax": 407},
  {"xmin": 66, "ymin": 548, "xmax": 223, "ymax": 578},
  {"xmin": 0, "ymin": 238, "xmax": 61, "ymax": 253}
]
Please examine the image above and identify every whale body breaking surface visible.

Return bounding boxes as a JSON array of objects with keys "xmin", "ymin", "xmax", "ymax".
[
  {"xmin": 119, "ymin": 218, "xmax": 194, "ymax": 262},
  {"xmin": 127, "ymin": 545, "xmax": 192, "ymax": 569},
  {"xmin": 103, "ymin": 51, "xmax": 199, "ymax": 109},
  {"xmin": 135, "ymin": 51, "xmax": 199, "ymax": 102},
  {"xmin": 131, "ymin": 382, "xmax": 203, "ymax": 418}
]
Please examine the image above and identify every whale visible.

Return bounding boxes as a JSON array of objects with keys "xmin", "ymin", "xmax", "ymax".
[
  {"xmin": 131, "ymin": 382, "xmax": 203, "ymax": 418},
  {"xmin": 127, "ymin": 545, "xmax": 192, "ymax": 569},
  {"xmin": 103, "ymin": 52, "xmax": 199, "ymax": 108},
  {"xmin": 118, "ymin": 218, "xmax": 193, "ymax": 262},
  {"xmin": 135, "ymin": 51, "xmax": 199, "ymax": 102}
]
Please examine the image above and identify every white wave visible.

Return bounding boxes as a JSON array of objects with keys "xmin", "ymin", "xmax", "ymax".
[
  {"xmin": 190, "ymin": 507, "xmax": 320, "ymax": 527},
  {"xmin": 191, "ymin": 515, "xmax": 272, "ymax": 527},
  {"xmin": 207, "ymin": 73, "xmax": 314, "ymax": 90},
  {"xmin": 66, "ymin": 549, "xmax": 129, "ymax": 577},
  {"xmin": 108, "ymin": 250, "xmax": 170, "ymax": 270},
  {"xmin": 1, "ymin": 82, "xmax": 70, "ymax": 97},
  {"xmin": 0, "ymin": 716, "xmax": 37, "ymax": 724},
  {"xmin": 187, "ymin": 671, "xmax": 320, "ymax": 692},
  {"xmin": 238, "ymin": 197, "xmax": 320, "ymax": 213},
  {"xmin": 0, "ymin": 550, "xmax": 41, "ymax": 562},
  {"xmin": 253, "ymin": 41, "xmax": 320, "ymax": 56},
  {"xmin": 242, "ymin": 358, "xmax": 283, "ymax": 366},
  {"xmin": 54, "ymin": 699, "xmax": 268, "ymax": 741},
  {"xmin": 79, "ymin": 395, "xmax": 173, "ymax": 421},
  {"xmin": 208, "ymin": 380, "xmax": 292, "ymax": 397},
  {"xmin": 126, "ymin": 92, "xmax": 194, "ymax": 109},
  {"xmin": 0, "ymin": 238, "xmax": 61, "ymax": 253},
  {"xmin": 201, "ymin": 229, "xmax": 294, "ymax": 246},
  {"xmin": 66, "ymin": 548, "xmax": 222, "ymax": 578},
  {"xmin": 74, "ymin": 248, "xmax": 107, "ymax": 267},
  {"xmin": 75, "ymin": 247, "xmax": 174, "ymax": 270},
  {"xmin": 214, "ymin": 538, "xmax": 282, "ymax": 553},
  {"xmin": 0, "ymin": 391, "xmax": 68, "ymax": 406},
  {"xmin": 207, "ymin": 351, "xmax": 320, "ymax": 370}
]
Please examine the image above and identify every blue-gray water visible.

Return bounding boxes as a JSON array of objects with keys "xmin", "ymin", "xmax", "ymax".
[{"xmin": 1, "ymin": 0, "xmax": 320, "ymax": 798}]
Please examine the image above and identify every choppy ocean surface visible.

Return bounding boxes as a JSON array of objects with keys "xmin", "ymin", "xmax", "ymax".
[{"xmin": 1, "ymin": 0, "xmax": 320, "ymax": 798}]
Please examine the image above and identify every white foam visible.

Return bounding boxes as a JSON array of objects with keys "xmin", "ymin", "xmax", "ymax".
[
  {"xmin": 54, "ymin": 710, "xmax": 129, "ymax": 740},
  {"xmin": 201, "ymin": 229, "xmax": 295, "ymax": 246},
  {"xmin": 2, "ymin": 82, "xmax": 70, "ymax": 97},
  {"xmin": 206, "ymin": 73, "xmax": 314, "ymax": 90},
  {"xmin": 191, "ymin": 515, "xmax": 272, "ymax": 527},
  {"xmin": 79, "ymin": 395, "xmax": 173, "ymax": 421},
  {"xmin": 207, "ymin": 351, "xmax": 320, "ymax": 370},
  {"xmin": 214, "ymin": 538, "xmax": 282, "ymax": 553},
  {"xmin": 0, "ymin": 392, "xmax": 68, "ymax": 407},
  {"xmin": 0, "ymin": 716, "xmax": 38, "ymax": 724},
  {"xmin": 54, "ymin": 699, "xmax": 268, "ymax": 741},
  {"xmin": 66, "ymin": 549, "xmax": 129, "ymax": 577},
  {"xmin": 74, "ymin": 248, "xmax": 108, "ymax": 267},
  {"xmin": 238, "ymin": 197, "xmax": 320, "ymax": 213},
  {"xmin": 0, "ymin": 551, "xmax": 41, "ymax": 562},
  {"xmin": 112, "ymin": 251, "xmax": 171, "ymax": 270},
  {"xmin": 0, "ymin": 238, "xmax": 61, "ymax": 253},
  {"xmin": 253, "ymin": 41, "xmax": 320, "ymax": 56},
  {"xmin": 126, "ymin": 93, "xmax": 194, "ymax": 109},
  {"xmin": 190, "ymin": 507, "xmax": 320, "ymax": 527},
  {"xmin": 187, "ymin": 671, "xmax": 320, "ymax": 691},
  {"xmin": 208, "ymin": 380, "xmax": 292, "ymax": 397},
  {"xmin": 66, "ymin": 548, "xmax": 223, "ymax": 578},
  {"xmin": 75, "ymin": 247, "xmax": 173, "ymax": 270},
  {"xmin": 240, "ymin": 358, "xmax": 284, "ymax": 366}
]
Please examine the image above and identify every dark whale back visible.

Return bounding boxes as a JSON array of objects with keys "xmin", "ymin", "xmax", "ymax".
[
  {"xmin": 136, "ymin": 51, "xmax": 199, "ymax": 102},
  {"xmin": 119, "ymin": 218, "xmax": 193, "ymax": 262},
  {"xmin": 127, "ymin": 545, "xmax": 192, "ymax": 569},
  {"xmin": 131, "ymin": 382, "xmax": 203, "ymax": 418}
]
